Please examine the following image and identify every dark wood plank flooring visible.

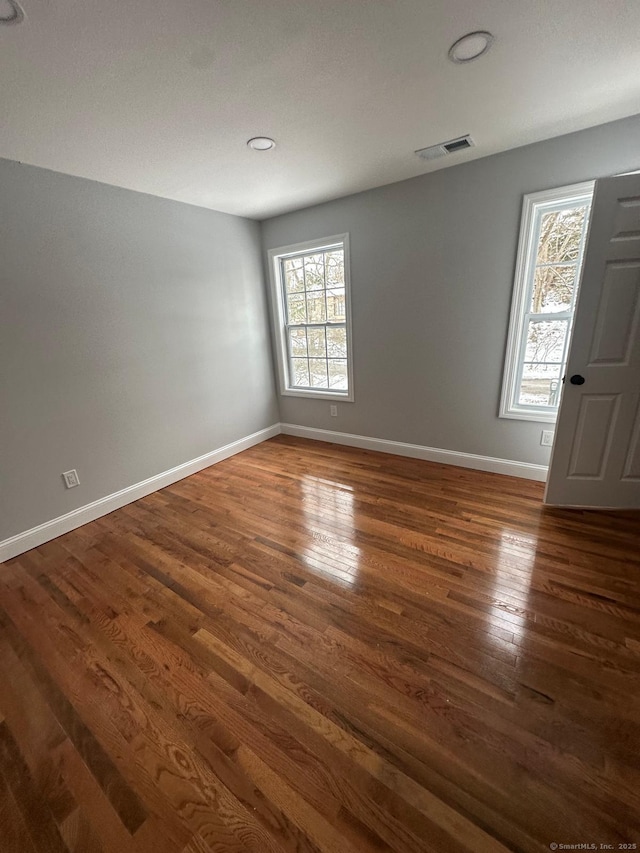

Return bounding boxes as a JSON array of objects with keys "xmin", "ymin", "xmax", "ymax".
[{"xmin": 1, "ymin": 434, "xmax": 639, "ymax": 852}]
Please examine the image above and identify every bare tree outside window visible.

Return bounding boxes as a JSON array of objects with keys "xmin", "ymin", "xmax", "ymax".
[
  {"xmin": 518, "ymin": 204, "xmax": 590, "ymax": 408},
  {"xmin": 501, "ymin": 183, "xmax": 594, "ymax": 421},
  {"xmin": 282, "ymin": 247, "xmax": 348, "ymax": 391},
  {"xmin": 269, "ymin": 235, "xmax": 353, "ymax": 402}
]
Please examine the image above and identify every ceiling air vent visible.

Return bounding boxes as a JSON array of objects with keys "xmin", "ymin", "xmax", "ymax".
[{"xmin": 415, "ymin": 135, "xmax": 475, "ymax": 161}]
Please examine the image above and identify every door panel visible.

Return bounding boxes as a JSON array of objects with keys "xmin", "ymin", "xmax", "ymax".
[
  {"xmin": 589, "ymin": 262, "xmax": 640, "ymax": 364},
  {"xmin": 545, "ymin": 174, "xmax": 640, "ymax": 507},
  {"xmin": 623, "ymin": 401, "xmax": 640, "ymax": 480},
  {"xmin": 567, "ymin": 395, "xmax": 619, "ymax": 478},
  {"xmin": 611, "ymin": 196, "xmax": 640, "ymax": 246}
]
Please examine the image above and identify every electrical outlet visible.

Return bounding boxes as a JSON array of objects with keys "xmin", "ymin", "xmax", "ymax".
[
  {"xmin": 330, "ymin": 405, "xmax": 338, "ymax": 417},
  {"xmin": 540, "ymin": 430, "xmax": 554, "ymax": 447},
  {"xmin": 62, "ymin": 469, "xmax": 80, "ymax": 489}
]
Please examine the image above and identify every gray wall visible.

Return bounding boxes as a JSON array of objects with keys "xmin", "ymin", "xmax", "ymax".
[
  {"xmin": 0, "ymin": 159, "xmax": 278, "ymax": 541},
  {"xmin": 261, "ymin": 113, "xmax": 640, "ymax": 466}
]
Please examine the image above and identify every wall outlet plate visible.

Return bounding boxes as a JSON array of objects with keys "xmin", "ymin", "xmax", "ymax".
[
  {"xmin": 540, "ymin": 430, "xmax": 554, "ymax": 447},
  {"xmin": 330, "ymin": 405, "xmax": 338, "ymax": 417},
  {"xmin": 62, "ymin": 469, "xmax": 80, "ymax": 488}
]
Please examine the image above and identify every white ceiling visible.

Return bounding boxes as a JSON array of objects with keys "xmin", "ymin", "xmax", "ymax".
[{"xmin": 1, "ymin": 0, "xmax": 639, "ymax": 219}]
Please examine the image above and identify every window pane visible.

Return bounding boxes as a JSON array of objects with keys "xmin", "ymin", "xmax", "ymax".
[
  {"xmin": 536, "ymin": 206, "xmax": 587, "ymax": 265},
  {"xmin": 531, "ymin": 265, "xmax": 576, "ymax": 313},
  {"xmin": 304, "ymin": 254, "xmax": 325, "ymax": 290},
  {"xmin": 309, "ymin": 358, "xmax": 328, "ymax": 388},
  {"xmin": 291, "ymin": 358, "xmax": 309, "ymax": 387},
  {"xmin": 524, "ymin": 318, "xmax": 568, "ymax": 364},
  {"xmin": 501, "ymin": 186, "xmax": 593, "ymax": 419},
  {"xmin": 326, "ymin": 326, "xmax": 347, "ymax": 357},
  {"xmin": 286, "ymin": 294, "xmax": 306, "ymax": 324},
  {"xmin": 518, "ymin": 364, "xmax": 562, "ymax": 407},
  {"xmin": 307, "ymin": 293, "xmax": 326, "ymax": 323},
  {"xmin": 325, "ymin": 250, "xmax": 345, "ymax": 287},
  {"xmin": 326, "ymin": 288, "xmax": 346, "ymax": 322},
  {"xmin": 284, "ymin": 260, "xmax": 304, "ymax": 294},
  {"xmin": 284, "ymin": 257, "xmax": 303, "ymax": 273},
  {"xmin": 307, "ymin": 327, "xmax": 326, "ymax": 357},
  {"xmin": 275, "ymin": 239, "xmax": 350, "ymax": 398},
  {"xmin": 288, "ymin": 328, "xmax": 307, "ymax": 357},
  {"xmin": 328, "ymin": 359, "xmax": 348, "ymax": 390}
]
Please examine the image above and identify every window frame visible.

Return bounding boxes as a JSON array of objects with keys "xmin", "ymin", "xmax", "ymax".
[
  {"xmin": 267, "ymin": 234, "xmax": 354, "ymax": 402},
  {"xmin": 499, "ymin": 181, "xmax": 595, "ymax": 423}
]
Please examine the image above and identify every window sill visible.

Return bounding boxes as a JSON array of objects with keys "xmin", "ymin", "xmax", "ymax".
[
  {"xmin": 499, "ymin": 408, "xmax": 557, "ymax": 424},
  {"xmin": 281, "ymin": 388, "xmax": 354, "ymax": 403}
]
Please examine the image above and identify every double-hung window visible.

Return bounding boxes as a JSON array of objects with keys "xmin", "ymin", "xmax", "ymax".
[
  {"xmin": 268, "ymin": 235, "xmax": 353, "ymax": 401},
  {"xmin": 500, "ymin": 182, "xmax": 594, "ymax": 422}
]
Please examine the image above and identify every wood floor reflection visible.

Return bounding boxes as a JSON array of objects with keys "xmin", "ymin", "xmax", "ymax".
[{"xmin": 1, "ymin": 434, "xmax": 639, "ymax": 852}]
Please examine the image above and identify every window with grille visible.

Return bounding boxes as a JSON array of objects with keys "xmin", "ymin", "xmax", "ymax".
[
  {"xmin": 500, "ymin": 182, "xmax": 594, "ymax": 422},
  {"xmin": 268, "ymin": 235, "xmax": 353, "ymax": 401}
]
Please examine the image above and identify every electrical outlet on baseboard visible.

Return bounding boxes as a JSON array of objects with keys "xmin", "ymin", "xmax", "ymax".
[{"xmin": 540, "ymin": 430, "xmax": 554, "ymax": 447}]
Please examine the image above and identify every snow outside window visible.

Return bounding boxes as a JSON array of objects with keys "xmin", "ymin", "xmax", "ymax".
[
  {"xmin": 268, "ymin": 235, "xmax": 354, "ymax": 402},
  {"xmin": 500, "ymin": 182, "xmax": 594, "ymax": 423}
]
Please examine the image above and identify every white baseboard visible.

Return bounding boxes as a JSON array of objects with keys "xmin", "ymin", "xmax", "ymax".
[
  {"xmin": 0, "ymin": 424, "xmax": 281, "ymax": 564},
  {"xmin": 1, "ymin": 421, "xmax": 547, "ymax": 564},
  {"xmin": 280, "ymin": 423, "xmax": 548, "ymax": 482}
]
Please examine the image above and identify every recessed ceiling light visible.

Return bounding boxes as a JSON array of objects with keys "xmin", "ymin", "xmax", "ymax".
[
  {"xmin": 448, "ymin": 31, "xmax": 494, "ymax": 64},
  {"xmin": 0, "ymin": 0, "xmax": 25, "ymax": 25},
  {"xmin": 247, "ymin": 137, "xmax": 276, "ymax": 151}
]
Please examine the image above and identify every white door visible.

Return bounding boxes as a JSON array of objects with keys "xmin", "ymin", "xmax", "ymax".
[{"xmin": 545, "ymin": 173, "xmax": 640, "ymax": 508}]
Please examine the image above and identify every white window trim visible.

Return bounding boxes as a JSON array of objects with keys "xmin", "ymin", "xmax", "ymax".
[
  {"xmin": 499, "ymin": 181, "xmax": 595, "ymax": 423},
  {"xmin": 267, "ymin": 234, "xmax": 354, "ymax": 402}
]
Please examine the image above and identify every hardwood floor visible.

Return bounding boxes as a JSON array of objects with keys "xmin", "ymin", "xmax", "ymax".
[{"xmin": 1, "ymin": 435, "xmax": 639, "ymax": 852}]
